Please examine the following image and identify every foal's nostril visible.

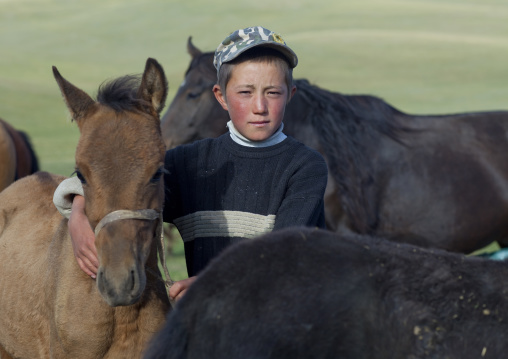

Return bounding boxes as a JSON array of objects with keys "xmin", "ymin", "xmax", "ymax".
[{"xmin": 130, "ymin": 270, "xmax": 136, "ymax": 291}]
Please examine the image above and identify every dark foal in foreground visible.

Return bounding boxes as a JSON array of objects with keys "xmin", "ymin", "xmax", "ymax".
[
  {"xmin": 161, "ymin": 37, "xmax": 508, "ymax": 254},
  {"xmin": 145, "ymin": 227, "xmax": 508, "ymax": 359}
]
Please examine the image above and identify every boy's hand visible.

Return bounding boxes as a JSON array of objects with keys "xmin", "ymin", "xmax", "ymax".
[
  {"xmin": 68, "ymin": 195, "xmax": 99, "ymax": 278},
  {"xmin": 169, "ymin": 276, "xmax": 197, "ymax": 302}
]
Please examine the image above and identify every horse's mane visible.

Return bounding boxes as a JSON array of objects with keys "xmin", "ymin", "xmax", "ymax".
[
  {"xmin": 97, "ymin": 74, "xmax": 150, "ymax": 112},
  {"xmin": 295, "ymin": 79, "xmax": 412, "ymax": 233}
]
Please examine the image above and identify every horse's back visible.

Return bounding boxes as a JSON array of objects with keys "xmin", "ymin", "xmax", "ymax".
[
  {"xmin": 145, "ymin": 228, "xmax": 377, "ymax": 359},
  {"xmin": 0, "ymin": 172, "xmax": 67, "ymax": 358},
  {"xmin": 146, "ymin": 227, "xmax": 508, "ymax": 359},
  {"xmin": 0, "ymin": 171, "xmax": 64, "ymax": 224}
]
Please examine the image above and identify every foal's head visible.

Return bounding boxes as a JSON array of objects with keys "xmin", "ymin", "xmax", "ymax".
[{"xmin": 53, "ymin": 58, "xmax": 168, "ymax": 306}]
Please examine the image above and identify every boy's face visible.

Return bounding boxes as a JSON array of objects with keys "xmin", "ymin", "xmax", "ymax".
[{"xmin": 213, "ymin": 60, "xmax": 296, "ymax": 141}]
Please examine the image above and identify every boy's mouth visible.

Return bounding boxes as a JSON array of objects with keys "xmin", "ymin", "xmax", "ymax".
[{"xmin": 250, "ymin": 120, "xmax": 270, "ymax": 127}]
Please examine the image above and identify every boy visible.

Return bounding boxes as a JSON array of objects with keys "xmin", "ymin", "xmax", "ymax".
[{"xmin": 54, "ymin": 26, "xmax": 328, "ymax": 302}]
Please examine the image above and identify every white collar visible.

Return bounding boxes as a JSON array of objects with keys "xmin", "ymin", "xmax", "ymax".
[{"xmin": 227, "ymin": 120, "xmax": 287, "ymax": 147}]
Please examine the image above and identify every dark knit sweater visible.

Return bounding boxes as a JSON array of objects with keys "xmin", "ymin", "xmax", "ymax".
[{"xmin": 163, "ymin": 133, "xmax": 328, "ymax": 276}]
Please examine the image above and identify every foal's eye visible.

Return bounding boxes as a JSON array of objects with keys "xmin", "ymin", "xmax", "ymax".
[
  {"xmin": 72, "ymin": 170, "xmax": 86, "ymax": 184},
  {"xmin": 150, "ymin": 168, "xmax": 165, "ymax": 184}
]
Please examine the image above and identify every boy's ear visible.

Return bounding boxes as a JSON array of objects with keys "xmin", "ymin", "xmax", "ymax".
[
  {"xmin": 213, "ymin": 84, "xmax": 229, "ymax": 111},
  {"xmin": 288, "ymin": 85, "xmax": 297, "ymax": 104}
]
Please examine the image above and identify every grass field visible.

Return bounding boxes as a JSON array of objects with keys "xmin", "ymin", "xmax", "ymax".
[{"xmin": 1, "ymin": 0, "xmax": 507, "ymax": 279}]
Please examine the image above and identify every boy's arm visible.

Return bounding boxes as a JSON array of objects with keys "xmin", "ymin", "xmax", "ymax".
[
  {"xmin": 69, "ymin": 195, "xmax": 99, "ymax": 278},
  {"xmin": 53, "ymin": 177, "xmax": 98, "ymax": 278},
  {"xmin": 168, "ymin": 276, "xmax": 197, "ymax": 302},
  {"xmin": 274, "ymin": 153, "xmax": 328, "ymax": 230},
  {"xmin": 53, "ymin": 176, "xmax": 84, "ymax": 219}
]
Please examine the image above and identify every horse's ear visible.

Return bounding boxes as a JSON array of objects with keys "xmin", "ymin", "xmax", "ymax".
[
  {"xmin": 52, "ymin": 66, "xmax": 96, "ymax": 124},
  {"xmin": 137, "ymin": 58, "xmax": 168, "ymax": 116},
  {"xmin": 187, "ymin": 37, "xmax": 202, "ymax": 59}
]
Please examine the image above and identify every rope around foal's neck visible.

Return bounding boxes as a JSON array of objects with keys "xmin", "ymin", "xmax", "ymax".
[{"xmin": 95, "ymin": 209, "xmax": 175, "ymax": 306}]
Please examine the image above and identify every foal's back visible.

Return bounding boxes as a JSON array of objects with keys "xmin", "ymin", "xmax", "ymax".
[{"xmin": 0, "ymin": 172, "xmax": 68, "ymax": 358}]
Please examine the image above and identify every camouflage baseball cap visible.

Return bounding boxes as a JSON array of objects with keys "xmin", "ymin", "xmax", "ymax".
[{"xmin": 213, "ymin": 26, "xmax": 298, "ymax": 75}]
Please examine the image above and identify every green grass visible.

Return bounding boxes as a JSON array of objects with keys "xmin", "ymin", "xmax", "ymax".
[
  {"xmin": 162, "ymin": 226, "xmax": 188, "ymax": 281},
  {"xmin": 1, "ymin": 0, "xmax": 508, "ymax": 277}
]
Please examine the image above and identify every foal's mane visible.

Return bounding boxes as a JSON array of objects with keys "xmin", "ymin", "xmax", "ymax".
[
  {"xmin": 295, "ymin": 79, "xmax": 411, "ymax": 234},
  {"xmin": 97, "ymin": 74, "xmax": 150, "ymax": 112}
]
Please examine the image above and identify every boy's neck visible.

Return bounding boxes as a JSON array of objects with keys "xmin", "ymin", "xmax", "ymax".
[{"xmin": 227, "ymin": 121, "xmax": 287, "ymax": 147}]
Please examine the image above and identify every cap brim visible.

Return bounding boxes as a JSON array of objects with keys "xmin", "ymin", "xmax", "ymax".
[{"xmin": 224, "ymin": 41, "xmax": 298, "ymax": 68}]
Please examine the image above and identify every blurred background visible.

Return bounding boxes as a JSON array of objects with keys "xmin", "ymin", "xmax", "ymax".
[
  {"xmin": 1, "ymin": 0, "xmax": 507, "ymax": 278},
  {"xmin": 1, "ymin": 0, "xmax": 507, "ymax": 176}
]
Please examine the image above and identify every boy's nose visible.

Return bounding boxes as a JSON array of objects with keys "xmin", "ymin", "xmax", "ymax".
[{"xmin": 253, "ymin": 95, "xmax": 268, "ymax": 114}]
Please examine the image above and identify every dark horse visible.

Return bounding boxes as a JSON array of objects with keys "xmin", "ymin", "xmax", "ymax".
[
  {"xmin": 144, "ymin": 227, "xmax": 508, "ymax": 359},
  {"xmin": 161, "ymin": 38, "xmax": 508, "ymax": 254},
  {"xmin": 0, "ymin": 118, "xmax": 39, "ymax": 191}
]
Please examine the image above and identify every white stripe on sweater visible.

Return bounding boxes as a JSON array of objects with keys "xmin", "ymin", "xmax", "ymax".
[{"xmin": 174, "ymin": 210, "xmax": 275, "ymax": 242}]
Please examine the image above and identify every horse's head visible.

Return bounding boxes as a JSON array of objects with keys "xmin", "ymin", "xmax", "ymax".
[
  {"xmin": 161, "ymin": 37, "xmax": 229, "ymax": 149},
  {"xmin": 53, "ymin": 58, "xmax": 168, "ymax": 307}
]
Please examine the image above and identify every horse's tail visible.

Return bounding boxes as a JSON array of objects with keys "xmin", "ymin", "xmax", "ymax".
[
  {"xmin": 0, "ymin": 119, "xmax": 39, "ymax": 180},
  {"xmin": 16, "ymin": 130, "xmax": 40, "ymax": 178}
]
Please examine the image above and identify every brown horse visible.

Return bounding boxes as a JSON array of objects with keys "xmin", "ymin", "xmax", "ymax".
[
  {"xmin": 0, "ymin": 58, "xmax": 170, "ymax": 358},
  {"xmin": 0, "ymin": 118, "xmax": 39, "ymax": 191},
  {"xmin": 161, "ymin": 38, "xmax": 508, "ymax": 254}
]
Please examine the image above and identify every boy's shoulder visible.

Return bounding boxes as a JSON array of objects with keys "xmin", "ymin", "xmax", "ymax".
[
  {"xmin": 169, "ymin": 133, "xmax": 228, "ymax": 153},
  {"xmin": 285, "ymin": 136, "xmax": 326, "ymax": 160},
  {"xmin": 166, "ymin": 134, "xmax": 325, "ymax": 167}
]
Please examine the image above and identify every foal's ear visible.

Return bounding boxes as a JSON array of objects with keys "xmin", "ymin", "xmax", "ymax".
[
  {"xmin": 137, "ymin": 58, "xmax": 168, "ymax": 116},
  {"xmin": 52, "ymin": 66, "xmax": 96, "ymax": 124}
]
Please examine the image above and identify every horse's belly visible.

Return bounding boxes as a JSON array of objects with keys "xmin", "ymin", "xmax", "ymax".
[{"xmin": 376, "ymin": 165, "xmax": 508, "ymax": 252}]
